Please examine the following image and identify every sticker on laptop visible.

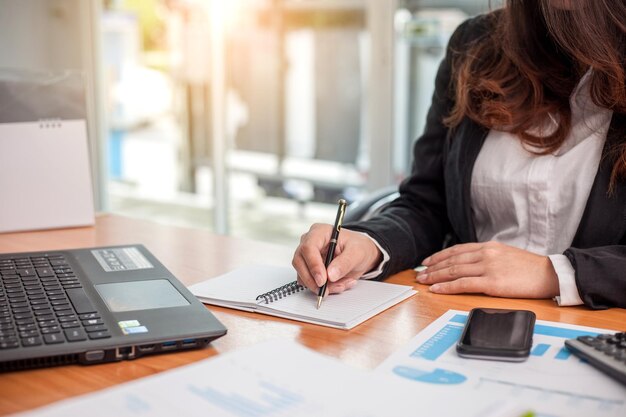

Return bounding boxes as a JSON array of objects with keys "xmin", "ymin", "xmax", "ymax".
[
  {"xmin": 92, "ymin": 247, "xmax": 154, "ymax": 272},
  {"xmin": 118, "ymin": 320, "xmax": 148, "ymax": 335}
]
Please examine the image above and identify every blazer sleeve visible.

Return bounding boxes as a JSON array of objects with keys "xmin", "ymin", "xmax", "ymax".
[
  {"xmin": 344, "ymin": 17, "xmax": 484, "ymax": 280},
  {"xmin": 565, "ymin": 247, "xmax": 626, "ymax": 309}
]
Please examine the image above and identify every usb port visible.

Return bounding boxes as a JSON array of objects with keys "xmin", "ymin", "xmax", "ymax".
[
  {"xmin": 161, "ymin": 341, "xmax": 177, "ymax": 351},
  {"xmin": 182, "ymin": 339, "xmax": 196, "ymax": 348}
]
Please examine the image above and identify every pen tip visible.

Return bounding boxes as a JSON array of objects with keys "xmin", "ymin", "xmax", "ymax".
[{"xmin": 316, "ymin": 296, "xmax": 322, "ymax": 309}]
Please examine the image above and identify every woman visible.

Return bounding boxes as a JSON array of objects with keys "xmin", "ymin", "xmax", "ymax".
[{"xmin": 292, "ymin": 0, "xmax": 626, "ymax": 309}]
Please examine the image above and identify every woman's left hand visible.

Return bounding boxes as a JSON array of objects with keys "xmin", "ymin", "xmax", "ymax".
[{"xmin": 416, "ymin": 241, "xmax": 560, "ymax": 299}]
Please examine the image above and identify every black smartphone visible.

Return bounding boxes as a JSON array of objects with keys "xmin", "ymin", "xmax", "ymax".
[{"xmin": 456, "ymin": 308, "xmax": 536, "ymax": 362}]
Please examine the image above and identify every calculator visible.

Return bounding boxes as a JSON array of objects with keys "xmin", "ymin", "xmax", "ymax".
[{"xmin": 565, "ymin": 332, "xmax": 626, "ymax": 385}]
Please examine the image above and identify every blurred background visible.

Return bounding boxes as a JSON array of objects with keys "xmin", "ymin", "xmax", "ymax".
[{"xmin": 0, "ymin": 0, "xmax": 495, "ymax": 247}]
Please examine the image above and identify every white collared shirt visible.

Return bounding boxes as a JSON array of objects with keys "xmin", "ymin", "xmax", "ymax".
[
  {"xmin": 471, "ymin": 71, "xmax": 613, "ymax": 305},
  {"xmin": 363, "ymin": 71, "xmax": 613, "ymax": 306}
]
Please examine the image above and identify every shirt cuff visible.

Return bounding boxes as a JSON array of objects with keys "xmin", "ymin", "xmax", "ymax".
[
  {"xmin": 354, "ymin": 232, "xmax": 390, "ymax": 280},
  {"xmin": 549, "ymin": 254, "xmax": 584, "ymax": 306}
]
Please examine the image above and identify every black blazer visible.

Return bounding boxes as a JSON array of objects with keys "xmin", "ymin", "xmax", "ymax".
[{"xmin": 346, "ymin": 13, "xmax": 626, "ymax": 310}]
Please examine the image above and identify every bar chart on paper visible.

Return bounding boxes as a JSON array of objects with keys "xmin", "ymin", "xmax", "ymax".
[
  {"xmin": 17, "ymin": 341, "xmax": 415, "ymax": 417},
  {"xmin": 406, "ymin": 313, "xmax": 598, "ymax": 366},
  {"xmin": 188, "ymin": 380, "xmax": 305, "ymax": 417},
  {"xmin": 376, "ymin": 310, "xmax": 626, "ymax": 417}
]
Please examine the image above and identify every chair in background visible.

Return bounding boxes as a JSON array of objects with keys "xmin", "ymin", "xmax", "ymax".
[{"xmin": 344, "ymin": 185, "xmax": 399, "ymax": 223}]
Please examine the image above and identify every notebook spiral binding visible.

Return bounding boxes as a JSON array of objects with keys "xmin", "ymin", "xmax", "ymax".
[{"xmin": 256, "ymin": 280, "xmax": 305, "ymax": 304}]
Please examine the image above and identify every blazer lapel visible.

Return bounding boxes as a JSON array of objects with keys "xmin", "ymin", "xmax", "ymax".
[
  {"xmin": 446, "ymin": 119, "xmax": 489, "ymax": 243},
  {"xmin": 572, "ymin": 112, "xmax": 626, "ymax": 248}
]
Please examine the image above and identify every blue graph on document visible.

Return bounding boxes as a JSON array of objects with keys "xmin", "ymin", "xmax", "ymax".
[
  {"xmin": 410, "ymin": 324, "xmax": 464, "ymax": 361},
  {"xmin": 412, "ymin": 313, "xmax": 597, "ymax": 363},
  {"xmin": 189, "ymin": 380, "xmax": 304, "ymax": 417}
]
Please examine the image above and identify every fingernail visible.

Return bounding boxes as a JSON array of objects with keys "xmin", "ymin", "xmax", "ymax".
[
  {"xmin": 422, "ymin": 257, "xmax": 431, "ymax": 265},
  {"xmin": 430, "ymin": 284, "xmax": 441, "ymax": 293},
  {"xmin": 327, "ymin": 267, "xmax": 339, "ymax": 282},
  {"xmin": 416, "ymin": 273, "xmax": 428, "ymax": 284},
  {"xmin": 314, "ymin": 273, "xmax": 324, "ymax": 286}
]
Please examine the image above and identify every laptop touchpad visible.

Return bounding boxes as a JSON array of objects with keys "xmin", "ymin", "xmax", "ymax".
[{"xmin": 96, "ymin": 279, "xmax": 190, "ymax": 312}]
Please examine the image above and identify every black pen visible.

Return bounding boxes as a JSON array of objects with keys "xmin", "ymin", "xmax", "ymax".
[{"xmin": 317, "ymin": 199, "xmax": 347, "ymax": 309}]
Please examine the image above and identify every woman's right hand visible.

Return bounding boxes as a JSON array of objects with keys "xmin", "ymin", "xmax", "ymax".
[{"xmin": 292, "ymin": 223, "xmax": 383, "ymax": 295}]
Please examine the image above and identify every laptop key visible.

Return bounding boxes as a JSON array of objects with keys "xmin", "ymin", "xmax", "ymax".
[
  {"xmin": 36, "ymin": 268, "xmax": 55, "ymax": 277},
  {"xmin": 8, "ymin": 293, "xmax": 26, "ymax": 299},
  {"xmin": 88, "ymin": 331, "xmax": 111, "ymax": 340},
  {"xmin": 84, "ymin": 324, "xmax": 108, "ymax": 333},
  {"xmin": 34, "ymin": 309, "xmax": 53, "ymax": 316},
  {"xmin": 22, "ymin": 336, "xmax": 43, "ymax": 347},
  {"xmin": 61, "ymin": 321, "xmax": 80, "ymax": 329},
  {"xmin": 28, "ymin": 294, "xmax": 46, "ymax": 300},
  {"xmin": 43, "ymin": 333, "xmax": 64, "ymax": 344},
  {"xmin": 64, "ymin": 328, "xmax": 87, "ymax": 342},
  {"xmin": 66, "ymin": 288, "xmax": 97, "ymax": 314},
  {"xmin": 43, "ymin": 285, "xmax": 62, "ymax": 291}
]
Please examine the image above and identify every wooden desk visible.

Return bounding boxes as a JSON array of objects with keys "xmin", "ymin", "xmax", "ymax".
[{"xmin": 1, "ymin": 214, "xmax": 624, "ymax": 415}]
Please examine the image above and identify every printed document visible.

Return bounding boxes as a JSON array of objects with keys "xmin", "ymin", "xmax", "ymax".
[
  {"xmin": 375, "ymin": 309, "xmax": 626, "ymax": 417},
  {"xmin": 14, "ymin": 339, "xmax": 515, "ymax": 417}
]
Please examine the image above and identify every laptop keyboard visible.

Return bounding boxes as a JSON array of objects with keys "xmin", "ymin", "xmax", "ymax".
[{"xmin": 0, "ymin": 254, "xmax": 111, "ymax": 349}]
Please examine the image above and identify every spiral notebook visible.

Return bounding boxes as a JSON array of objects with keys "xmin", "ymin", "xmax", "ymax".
[{"xmin": 189, "ymin": 265, "xmax": 417, "ymax": 330}]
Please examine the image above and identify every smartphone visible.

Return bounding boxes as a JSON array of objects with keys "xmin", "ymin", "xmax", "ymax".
[{"xmin": 456, "ymin": 308, "xmax": 536, "ymax": 362}]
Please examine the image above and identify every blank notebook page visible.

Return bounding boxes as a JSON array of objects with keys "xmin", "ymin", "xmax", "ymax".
[{"xmin": 264, "ymin": 280, "xmax": 411, "ymax": 326}]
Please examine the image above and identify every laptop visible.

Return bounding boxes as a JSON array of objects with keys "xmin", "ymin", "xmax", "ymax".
[{"xmin": 0, "ymin": 244, "xmax": 227, "ymax": 371}]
